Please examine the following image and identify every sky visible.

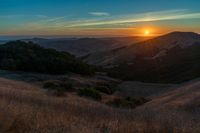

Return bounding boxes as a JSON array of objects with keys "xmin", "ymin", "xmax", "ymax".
[{"xmin": 0, "ymin": 0, "xmax": 200, "ymax": 37}]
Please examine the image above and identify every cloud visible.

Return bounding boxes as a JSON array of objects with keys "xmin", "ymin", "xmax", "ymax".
[
  {"xmin": 14, "ymin": 9, "xmax": 200, "ymax": 32},
  {"xmin": 62, "ymin": 9, "xmax": 200, "ymax": 28},
  {"xmin": 89, "ymin": 12, "xmax": 110, "ymax": 16},
  {"xmin": 42, "ymin": 16, "xmax": 66, "ymax": 22},
  {"xmin": 36, "ymin": 15, "xmax": 48, "ymax": 19},
  {"xmin": 2, "ymin": 9, "xmax": 200, "ymax": 35}
]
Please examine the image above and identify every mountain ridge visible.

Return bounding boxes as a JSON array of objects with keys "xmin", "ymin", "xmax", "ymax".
[{"xmin": 84, "ymin": 31, "xmax": 200, "ymax": 66}]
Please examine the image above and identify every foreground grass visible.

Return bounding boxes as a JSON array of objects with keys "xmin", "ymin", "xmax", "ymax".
[{"xmin": 0, "ymin": 78, "xmax": 199, "ymax": 133}]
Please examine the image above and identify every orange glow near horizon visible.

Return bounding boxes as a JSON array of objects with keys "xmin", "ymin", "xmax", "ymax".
[
  {"xmin": 134, "ymin": 27, "xmax": 162, "ymax": 37},
  {"xmin": 1, "ymin": 26, "xmax": 170, "ymax": 37},
  {"xmin": 144, "ymin": 30, "xmax": 150, "ymax": 36}
]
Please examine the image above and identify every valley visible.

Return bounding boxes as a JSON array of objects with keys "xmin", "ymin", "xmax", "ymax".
[{"xmin": 0, "ymin": 32, "xmax": 200, "ymax": 132}]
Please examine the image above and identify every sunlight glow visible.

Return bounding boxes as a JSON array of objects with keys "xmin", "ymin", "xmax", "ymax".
[{"xmin": 144, "ymin": 30, "xmax": 150, "ymax": 36}]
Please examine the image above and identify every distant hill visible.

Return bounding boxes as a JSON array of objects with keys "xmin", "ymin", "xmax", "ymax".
[
  {"xmin": 82, "ymin": 32, "xmax": 200, "ymax": 83},
  {"xmin": 0, "ymin": 41, "xmax": 94, "ymax": 75},
  {"xmin": 105, "ymin": 33, "xmax": 200, "ymax": 83},
  {"xmin": 20, "ymin": 36, "xmax": 150, "ymax": 57},
  {"xmin": 0, "ymin": 40, "xmax": 7, "ymax": 44},
  {"xmin": 84, "ymin": 32, "xmax": 200, "ymax": 66}
]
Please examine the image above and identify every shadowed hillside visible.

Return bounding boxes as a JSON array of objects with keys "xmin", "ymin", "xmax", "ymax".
[
  {"xmin": 20, "ymin": 36, "xmax": 150, "ymax": 57},
  {"xmin": 83, "ymin": 32, "xmax": 200, "ymax": 83},
  {"xmin": 84, "ymin": 32, "xmax": 200, "ymax": 66},
  {"xmin": 0, "ymin": 41, "xmax": 95, "ymax": 75},
  {"xmin": 107, "ymin": 41, "xmax": 200, "ymax": 83}
]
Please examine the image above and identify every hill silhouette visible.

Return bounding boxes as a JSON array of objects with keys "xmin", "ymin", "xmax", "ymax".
[
  {"xmin": 97, "ymin": 32, "xmax": 200, "ymax": 83},
  {"xmin": 0, "ymin": 41, "xmax": 94, "ymax": 75},
  {"xmin": 84, "ymin": 32, "xmax": 200, "ymax": 66}
]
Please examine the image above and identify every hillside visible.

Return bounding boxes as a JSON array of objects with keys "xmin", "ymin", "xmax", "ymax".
[
  {"xmin": 107, "ymin": 41, "xmax": 200, "ymax": 83},
  {"xmin": 84, "ymin": 32, "xmax": 200, "ymax": 66},
  {"xmin": 0, "ymin": 41, "xmax": 94, "ymax": 75},
  {"xmin": 83, "ymin": 32, "xmax": 200, "ymax": 83},
  {"xmin": 0, "ymin": 75, "xmax": 199, "ymax": 132},
  {"xmin": 0, "ymin": 34, "xmax": 200, "ymax": 132},
  {"xmin": 145, "ymin": 79, "xmax": 200, "ymax": 109},
  {"xmin": 20, "ymin": 36, "xmax": 150, "ymax": 57}
]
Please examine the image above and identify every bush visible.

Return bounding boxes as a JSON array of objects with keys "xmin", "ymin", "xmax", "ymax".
[
  {"xmin": 43, "ymin": 81, "xmax": 61, "ymax": 89},
  {"xmin": 43, "ymin": 81, "xmax": 73, "ymax": 91},
  {"xmin": 95, "ymin": 86, "xmax": 116, "ymax": 95},
  {"xmin": 43, "ymin": 81, "xmax": 74, "ymax": 97},
  {"xmin": 125, "ymin": 96, "xmax": 149, "ymax": 106},
  {"xmin": 78, "ymin": 88, "xmax": 102, "ymax": 101},
  {"xmin": 107, "ymin": 96, "xmax": 149, "ymax": 109},
  {"xmin": 60, "ymin": 82, "xmax": 73, "ymax": 91},
  {"xmin": 48, "ymin": 88, "xmax": 66, "ymax": 97},
  {"xmin": 107, "ymin": 98, "xmax": 136, "ymax": 109}
]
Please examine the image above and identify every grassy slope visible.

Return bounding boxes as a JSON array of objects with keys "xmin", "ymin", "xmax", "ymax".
[
  {"xmin": 116, "ymin": 81, "xmax": 175, "ymax": 97},
  {"xmin": 0, "ymin": 77, "xmax": 200, "ymax": 132},
  {"xmin": 145, "ymin": 79, "xmax": 200, "ymax": 109}
]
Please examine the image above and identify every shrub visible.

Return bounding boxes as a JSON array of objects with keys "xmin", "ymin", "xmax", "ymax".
[
  {"xmin": 107, "ymin": 96, "xmax": 149, "ymax": 109},
  {"xmin": 60, "ymin": 82, "xmax": 73, "ymax": 91},
  {"xmin": 107, "ymin": 98, "xmax": 136, "ymax": 109},
  {"xmin": 43, "ymin": 81, "xmax": 73, "ymax": 91},
  {"xmin": 43, "ymin": 81, "xmax": 61, "ymax": 90},
  {"xmin": 78, "ymin": 88, "xmax": 102, "ymax": 101},
  {"xmin": 48, "ymin": 88, "xmax": 66, "ymax": 97},
  {"xmin": 125, "ymin": 96, "xmax": 149, "ymax": 106},
  {"xmin": 43, "ymin": 81, "xmax": 74, "ymax": 97},
  {"xmin": 95, "ymin": 86, "xmax": 116, "ymax": 95}
]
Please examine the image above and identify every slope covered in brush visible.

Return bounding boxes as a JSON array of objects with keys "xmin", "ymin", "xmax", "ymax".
[{"xmin": 0, "ymin": 41, "xmax": 94, "ymax": 75}]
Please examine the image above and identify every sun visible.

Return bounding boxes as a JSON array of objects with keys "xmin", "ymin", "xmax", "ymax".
[
  {"xmin": 144, "ymin": 30, "xmax": 150, "ymax": 36},
  {"xmin": 137, "ymin": 27, "xmax": 156, "ymax": 36}
]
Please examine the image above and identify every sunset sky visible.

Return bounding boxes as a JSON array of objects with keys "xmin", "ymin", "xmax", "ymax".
[{"xmin": 0, "ymin": 0, "xmax": 200, "ymax": 37}]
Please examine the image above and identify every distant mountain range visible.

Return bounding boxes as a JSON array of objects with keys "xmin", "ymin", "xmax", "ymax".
[
  {"xmin": 84, "ymin": 32, "xmax": 200, "ymax": 66},
  {"xmin": 18, "ymin": 36, "xmax": 150, "ymax": 57},
  {"xmin": 88, "ymin": 32, "xmax": 200, "ymax": 83},
  {"xmin": 1, "ymin": 32, "xmax": 200, "ymax": 83}
]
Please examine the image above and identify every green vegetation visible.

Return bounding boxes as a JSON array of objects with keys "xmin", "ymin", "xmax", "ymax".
[
  {"xmin": 125, "ymin": 96, "xmax": 149, "ymax": 106},
  {"xmin": 94, "ymin": 85, "xmax": 116, "ymax": 95},
  {"xmin": 107, "ymin": 96, "xmax": 149, "ymax": 109},
  {"xmin": 0, "ymin": 41, "xmax": 95, "ymax": 75},
  {"xmin": 43, "ymin": 80, "xmax": 74, "ymax": 97},
  {"xmin": 43, "ymin": 81, "xmax": 61, "ymax": 89},
  {"xmin": 48, "ymin": 88, "xmax": 67, "ymax": 97},
  {"xmin": 43, "ymin": 81, "xmax": 73, "ymax": 91},
  {"xmin": 78, "ymin": 88, "xmax": 102, "ymax": 101}
]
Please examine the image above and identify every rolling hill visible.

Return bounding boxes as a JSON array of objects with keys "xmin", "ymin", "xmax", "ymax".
[
  {"xmin": 84, "ymin": 32, "xmax": 200, "ymax": 66},
  {"xmin": 0, "ymin": 33, "xmax": 200, "ymax": 132},
  {"xmin": 19, "ymin": 36, "xmax": 150, "ymax": 57},
  {"xmin": 83, "ymin": 32, "xmax": 200, "ymax": 83},
  {"xmin": 145, "ymin": 78, "xmax": 200, "ymax": 110},
  {"xmin": 0, "ymin": 73, "xmax": 199, "ymax": 132},
  {"xmin": 0, "ymin": 41, "xmax": 94, "ymax": 75}
]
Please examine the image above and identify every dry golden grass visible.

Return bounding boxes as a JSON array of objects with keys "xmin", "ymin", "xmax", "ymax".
[{"xmin": 0, "ymin": 78, "xmax": 199, "ymax": 133}]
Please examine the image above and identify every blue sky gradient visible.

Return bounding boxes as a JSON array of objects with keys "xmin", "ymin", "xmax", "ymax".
[{"xmin": 0, "ymin": 0, "xmax": 200, "ymax": 36}]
